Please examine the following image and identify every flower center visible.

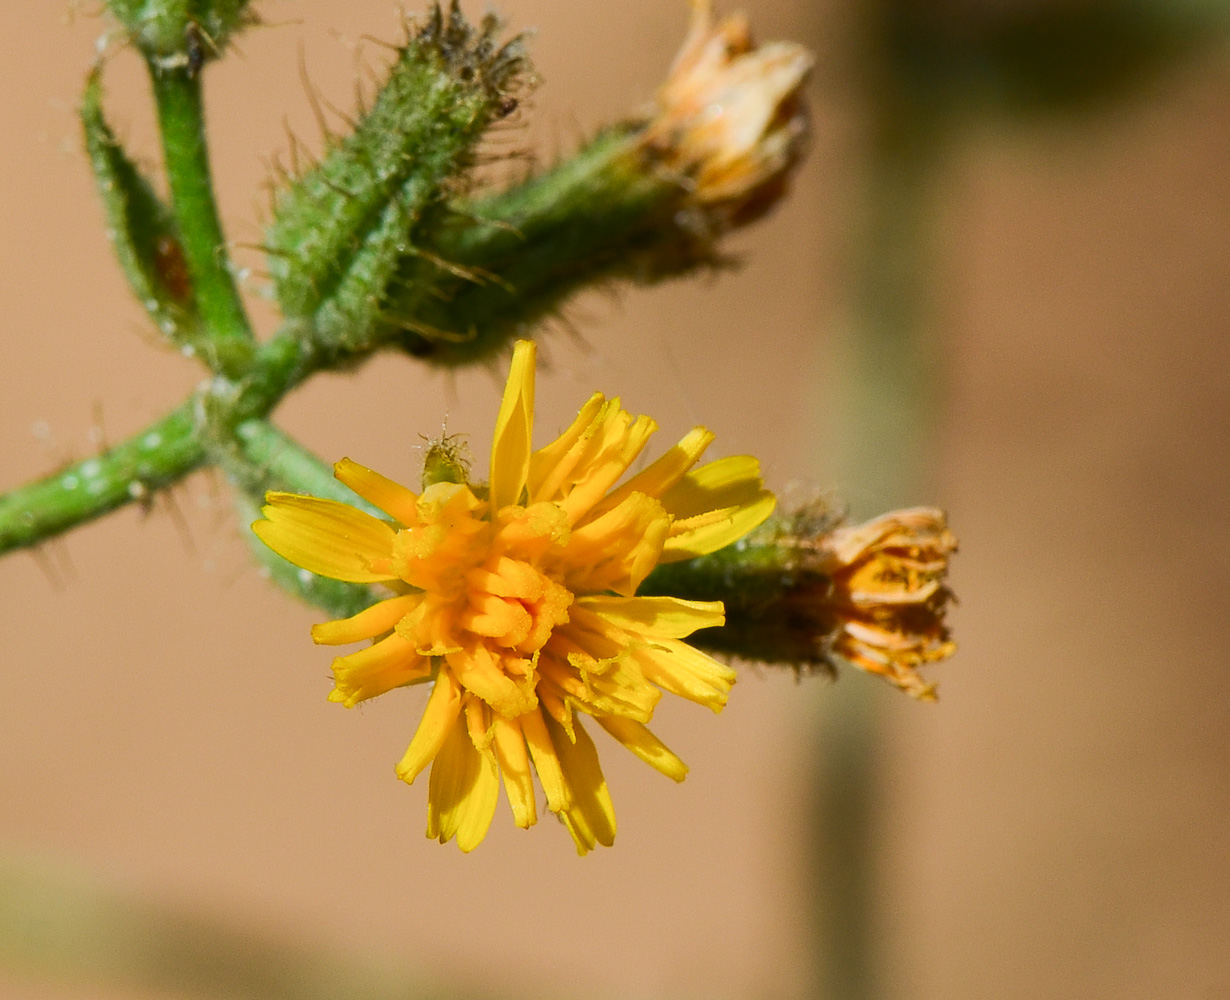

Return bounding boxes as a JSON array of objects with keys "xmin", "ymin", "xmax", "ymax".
[
  {"xmin": 460, "ymin": 554, "xmax": 573, "ymax": 654},
  {"xmin": 389, "ymin": 482, "xmax": 575, "ymax": 696}
]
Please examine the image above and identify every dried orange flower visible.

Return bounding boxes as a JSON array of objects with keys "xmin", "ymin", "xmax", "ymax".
[
  {"xmin": 643, "ymin": 0, "xmax": 814, "ymax": 226},
  {"xmin": 814, "ymin": 508, "xmax": 957, "ymax": 701},
  {"xmin": 253, "ymin": 340, "xmax": 774, "ymax": 852}
]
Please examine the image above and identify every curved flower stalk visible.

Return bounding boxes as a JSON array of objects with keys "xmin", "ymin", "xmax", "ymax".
[{"xmin": 253, "ymin": 341, "xmax": 775, "ymax": 853}]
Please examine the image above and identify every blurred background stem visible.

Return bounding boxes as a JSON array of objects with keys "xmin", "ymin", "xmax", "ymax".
[
  {"xmin": 0, "ymin": 854, "xmax": 490, "ymax": 1000},
  {"xmin": 808, "ymin": 73, "xmax": 950, "ymax": 1000}
]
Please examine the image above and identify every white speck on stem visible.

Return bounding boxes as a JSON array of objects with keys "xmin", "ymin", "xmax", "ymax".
[
  {"xmin": 60, "ymin": 474, "xmax": 80, "ymax": 491},
  {"xmin": 142, "ymin": 432, "xmax": 163, "ymax": 450},
  {"xmin": 80, "ymin": 459, "xmax": 102, "ymax": 478}
]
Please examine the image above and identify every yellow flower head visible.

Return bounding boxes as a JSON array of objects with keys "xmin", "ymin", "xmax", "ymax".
[
  {"xmin": 813, "ymin": 508, "xmax": 957, "ymax": 702},
  {"xmin": 253, "ymin": 340, "xmax": 775, "ymax": 853}
]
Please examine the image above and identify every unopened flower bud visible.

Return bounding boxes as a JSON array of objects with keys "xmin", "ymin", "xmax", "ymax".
[{"xmin": 642, "ymin": 0, "xmax": 814, "ymax": 228}]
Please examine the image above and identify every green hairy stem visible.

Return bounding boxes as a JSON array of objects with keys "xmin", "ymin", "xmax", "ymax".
[
  {"xmin": 386, "ymin": 126, "xmax": 698, "ymax": 366},
  {"xmin": 0, "ymin": 406, "xmax": 202, "ymax": 553}
]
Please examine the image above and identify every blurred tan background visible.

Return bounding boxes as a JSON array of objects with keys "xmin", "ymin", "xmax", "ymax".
[{"xmin": 2, "ymin": 1, "xmax": 1229, "ymax": 998}]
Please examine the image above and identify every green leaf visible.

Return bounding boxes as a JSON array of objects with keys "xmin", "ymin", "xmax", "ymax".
[{"xmin": 82, "ymin": 71, "xmax": 202, "ymax": 349}]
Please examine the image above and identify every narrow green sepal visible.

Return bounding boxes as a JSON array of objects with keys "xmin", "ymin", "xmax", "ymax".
[
  {"xmin": 82, "ymin": 71, "xmax": 202, "ymax": 349},
  {"xmin": 105, "ymin": 0, "xmax": 254, "ymax": 67},
  {"xmin": 265, "ymin": 1, "xmax": 528, "ymax": 352}
]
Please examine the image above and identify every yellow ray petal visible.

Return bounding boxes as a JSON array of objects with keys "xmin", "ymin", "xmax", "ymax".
[
  {"xmin": 559, "ymin": 492, "xmax": 671, "ymax": 596},
  {"xmin": 528, "ymin": 392, "xmax": 605, "ymax": 501},
  {"xmin": 426, "ymin": 709, "xmax": 500, "ymax": 852},
  {"xmin": 574, "ymin": 596, "xmax": 724, "ymax": 640},
  {"xmin": 658, "ymin": 455, "xmax": 768, "ymax": 520},
  {"xmin": 557, "ymin": 413, "xmax": 658, "ymax": 524},
  {"xmin": 530, "ymin": 397, "xmax": 622, "ymax": 504},
  {"xmin": 311, "ymin": 594, "xmax": 422, "ymax": 646},
  {"xmin": 489, "ymin": 339, "xmax": 536, "ymax": 511},
  {"xmin": 545, "ymin": 715, "xmax": 616, "ymax": 855},
  {"xmin": 582, "ymin": 426, "xmax": 714, "ymax": 522},
  {"xmin": 253, "ymin": 493, "xmax": 397, "ymax": 583},
  {"xmin": 596, "ymin": 715, "xmax": 689, "ymax": 782},
  {"xmin": 539, "ymin": 651, "xmax": 660, "ymax": 724},
  {"xmin": 536, "ymin": 681, "xmax": 576, "ymax": 743},
  {"xmin": 659, "ymin": 490, "xmax": 776, "ymax": 562},
  {"xmin": 631, "ymin": 638, "xmax": 737, "ymax": 712},
  {"xmin": 395, "ymin": 669, "xmax": 462, "ymax": 784},
  {"xmin": 522, "ymin": 706, "xmax": 571, "ymax": 813},
  {"xmin": 491, "ymin": 714, "xmax": 538, "ymax": 829},
  {"xmin": 328, "ymin": 633, "xmax": 431, "ymax": 707},
  {"xmin": 333, "ymin": 458, "xmax": 419, "ymax": 525}
]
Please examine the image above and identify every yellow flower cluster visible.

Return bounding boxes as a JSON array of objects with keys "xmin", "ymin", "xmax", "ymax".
[{"xmin": 254, "ymin": 340, "xmax": 774, "ymax": 852}]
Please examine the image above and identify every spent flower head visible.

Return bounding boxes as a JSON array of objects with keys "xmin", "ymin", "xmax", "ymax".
[
  {"xmin": 643, "ymin": 0, "xmax": 814, "ymax": 228},
  {"xmin": 253, "ymin": 340, "xmax": 775, "ymax": 853},
  {"xmin": 641, "ymin": 502, "xmax": 957, "ymax": 698},
  {"xmin": 811, "ymin": 508, "xmax": 957, "ymax": 701}
]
